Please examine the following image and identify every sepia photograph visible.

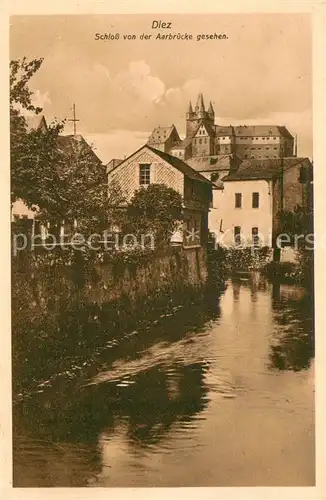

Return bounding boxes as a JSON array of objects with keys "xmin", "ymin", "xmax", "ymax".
[{"xmin": 9, "ymin": 11, "xmax": 317, "ymax": 490}]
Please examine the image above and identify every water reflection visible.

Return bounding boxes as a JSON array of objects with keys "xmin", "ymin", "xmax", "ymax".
[
  {"xmin": 270, "ymin": 283, "xmax": 314, "ymax": 372},
  {"xmin": 13, "ymin": 277, "xmax": 315, "ymax": 487}
]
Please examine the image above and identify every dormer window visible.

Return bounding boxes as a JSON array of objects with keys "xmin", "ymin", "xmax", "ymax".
[{"xmin": 139, "ymin": 164, "xmax": 151, "ymax": 185}]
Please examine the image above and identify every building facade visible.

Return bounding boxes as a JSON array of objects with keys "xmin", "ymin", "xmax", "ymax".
[
  {"xmin": 108, "ymin": 145, "xmax": 212, "ymax": 248},
  {"xmin": 214, "ymin": 158, "xmax": 313, "ymax": 248},
  {"xmin": 147, "ymin": 93, "xmax": 295, "ymax": 162}
]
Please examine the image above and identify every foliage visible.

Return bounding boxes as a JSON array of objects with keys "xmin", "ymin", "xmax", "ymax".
[
  {"xmin": 224, "ymin": 246, "xmax": 272, "ymax": 272},
  {"xmin": 261, "ymin": 261, "xmax": 297, "ymax": 283},
  {"xmin": 294, "ymin": 246, "xmax": 314, "ymax": 289},
  {"xmin": 278, "ymin": 206, "xmax": 313, "ymax": 246},
  {"xmin": 10, "ymin": 58, "xmax": 44, "ymax": 112},
  {"xmin": 11, "ymin": 57, "xmax": 124, "ymax": 233},
  {"xmin": 261, "ymin": 248, "xmax": 314, "ymax": 287},
  {"xmin": 126, "ymin": 184, "xmax": 183, "ymax": 247},
  {"xmin": 206, "ymin": 233, "xmax": 228, "ymax": 289},
  {"xmin": 10, "ymin": 58, "xmax": 65, "ymax": 209},
  {"xmin": 39, "ymin": 136, "xmax": 110, "ymax": 234}
]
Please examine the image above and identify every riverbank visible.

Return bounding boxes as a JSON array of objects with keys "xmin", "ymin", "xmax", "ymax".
[
  {"xmin": 220, "ymin": 245, "xmax": 314, "ymax": 289},
  {"xmin": 12, "ymin": 245, "xmax": 225, "ymax": 397}
]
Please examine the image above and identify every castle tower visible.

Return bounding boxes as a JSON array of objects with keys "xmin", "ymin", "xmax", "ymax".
[{"xmin": 186, "ymin": 93, "xmax": 215, "ymax": 137}]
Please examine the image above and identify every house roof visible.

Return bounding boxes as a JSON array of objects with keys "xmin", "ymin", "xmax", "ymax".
[
  {"xmin": 233, "ymin": 125, "xmax": 293, "ymax": 139},
  {"xmin": 171, "ymin": 137, "xmax": 192, "ymax": 150},
  {"xmin": 147, "ymin": 125, "xmax": 178, "ymax": 145},
  {"xmin": 146, "ymin": 146, "xmax": 212, "ymax": 185},
  {"xmin": 25, "ymin": 114, "xmax": 47, "ymax": 132},
  {"xmin": 193, "ymin": 120, "xmax": 215, "ymax": 137},
  {"xmin": 108, "ymin": 144, "xmax": 211, "ymax": 185},
  {"xmin": 187, "ymin": 154, "xmax": 240, "ymax": 172},
  {"xmin": 224, "ymin": 157, "xmax": 311, "ymax": 181},
  {"xmin": 107, "ymin": 158, "xmax": 123, "ymax": 173},
  {"xmin": 56, "ymin": 134, "xmax": 102, "ymax": 164}
]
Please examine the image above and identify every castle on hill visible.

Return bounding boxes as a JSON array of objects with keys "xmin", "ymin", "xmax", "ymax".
[{"xmin": 147, "ymin": 93, "xmax": 295, "ymax": 163}]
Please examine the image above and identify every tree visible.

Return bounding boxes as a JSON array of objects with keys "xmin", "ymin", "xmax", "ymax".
[
  {"xmin": 278, "ymin": 206, "xmax": 313, "ymax": 246},
  {"xmin": 10, "ymin": 57, "xmax": 124, "ymax": 235},
  {"xmin": 41, "ymin": 135, "xmax": 109, "ymax": 234},
  {"xmin": 126, "ymin": 184, "xmax": 183, "ymax": 248},
  {"xmin": 10, "ymin": 57, "xmax": 64, "ymax": 210}
]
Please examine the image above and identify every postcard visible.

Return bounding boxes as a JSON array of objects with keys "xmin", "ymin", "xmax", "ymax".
[{"xmin": 1, "ymin": 2, "xmax": 325, "ymax": 499}]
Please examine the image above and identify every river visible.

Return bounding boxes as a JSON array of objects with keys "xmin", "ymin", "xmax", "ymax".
[{"xmin": 13, "ymin": 275, "xmax": 315, "ymax": 487}]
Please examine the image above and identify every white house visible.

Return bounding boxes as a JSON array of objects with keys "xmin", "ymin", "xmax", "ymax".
[{"xmin": 212, "ymin": 157, "xmax": 313, "ymax": 248}]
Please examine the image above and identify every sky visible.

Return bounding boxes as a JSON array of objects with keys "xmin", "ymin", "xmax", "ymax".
[{"xmin": 10, "ymin": 14, "xmax": 312, "ymax": 163}]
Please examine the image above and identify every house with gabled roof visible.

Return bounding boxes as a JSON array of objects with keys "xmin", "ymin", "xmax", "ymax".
[
  {"xmin": 108, "ymin": 144, "xmax": 212, "ymax": 248},
  {"xmin": 147, "ymin": 124, "xmax": 180, "ymax": 154},
  {"xmin": 214, "ymin": 157, "xmax": 313, "ymax": 247}
]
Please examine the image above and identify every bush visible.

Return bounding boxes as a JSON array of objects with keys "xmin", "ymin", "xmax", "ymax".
[
  {"xmin": 224, "ymin": 246, "xmax": 272, "ymax": 272},
  {"xmin": 261, "ymin": 261, "xmax": 297, "ymax": 283}
]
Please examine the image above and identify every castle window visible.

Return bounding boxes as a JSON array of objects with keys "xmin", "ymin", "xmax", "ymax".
[
  {"xmin": 252, "ymin": 192, "xmax": 259, "ymax": 209},
  {"xmin": 139, "ymin": 164, "xmax": 151, "ymax": 185},
  {"xmin": 199, "ymin": 138, "xmax": 202, "ymax": 145},
  {"xmin": 235, "ymin": 193, "xmax": 242, "ymax": 209},
  {"xmin": 211, "ymin": 172, "xmax": 219, "ymax": 182}
]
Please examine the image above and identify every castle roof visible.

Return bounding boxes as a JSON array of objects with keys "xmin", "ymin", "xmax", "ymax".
[
  {"xmin": 233, "ymin": 125, "xmax": 293, "ymax": 139},
  {"xmin": 214, "ymin": 125, "xmax": 234, "ymax": 137},
  {"xmin": 224, "ymin": 157, "xmax": 311, "ymax": 181},
  {"xmin": 171, "ymin": 137, "xmax": 192, "ymax": 150},
  {"xmin": 147, "ymin": 125, "xmax": 177, "ymax": 145}
]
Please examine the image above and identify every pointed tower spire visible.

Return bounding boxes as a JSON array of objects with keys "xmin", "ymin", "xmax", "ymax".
[
  {"xmin": 195, "ymin": 93, "xmax": 205, "ymax": 114},
  {"xmin": 188, "ymin": 100, "xmax": 193, "ymax": 114},
  {"xmin": 208, "ymin": 101, "xmax": 214, "ymax": 115}
]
